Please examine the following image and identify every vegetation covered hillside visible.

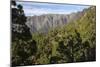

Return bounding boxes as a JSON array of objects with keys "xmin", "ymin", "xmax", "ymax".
[
  {"xmin": 11, "ymin": 1, "xmax": 96, "ymax": 66},
  {"xmin": 32, "ymin": 6, "xmax": 96, "ymax": 64}
]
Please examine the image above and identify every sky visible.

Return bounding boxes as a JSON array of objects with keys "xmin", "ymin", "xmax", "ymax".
[{"xmin": 16, "ymin": 1, "xmax": 90, "ymax": 16}]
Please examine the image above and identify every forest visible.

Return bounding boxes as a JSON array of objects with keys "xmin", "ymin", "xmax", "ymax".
[{"xmin": 11, "ymin": 1, "xmax": 96, "ymax": 66}]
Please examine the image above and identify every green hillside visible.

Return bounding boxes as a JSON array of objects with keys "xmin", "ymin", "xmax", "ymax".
[
  {"xmin": 31, "ymin": 6, "xmax": 96, "ymax": 64},
  {"xmin": 11, "ymin": 1, "xmax": 96, "ymax": 66}
]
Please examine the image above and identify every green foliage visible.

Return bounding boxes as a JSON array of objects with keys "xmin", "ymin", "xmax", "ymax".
[
  {"xmin": 11, "ymin": 5, "xmax": 96, "ymax": 66},
  {"xmin": 31, "ymin": 6, "xmax": 96, "ymax": 64},
  {"xmin": 11, "ymin": 1, "xmax": 37, "ymax": 66}
]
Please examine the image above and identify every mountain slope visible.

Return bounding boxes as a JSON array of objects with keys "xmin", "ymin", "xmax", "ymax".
[
  {"xmin": 32, "ymin": 6, "xmax": 96, "ymax": 64},
  {"xmin": 26, "ymin": 10, "xmax": 84, "ymax": 33}
]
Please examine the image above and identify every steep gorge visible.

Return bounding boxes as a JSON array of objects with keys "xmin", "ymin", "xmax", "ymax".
[{"xmin": 26, "ymin": 9, "xmax": 85, "ymax": 33}]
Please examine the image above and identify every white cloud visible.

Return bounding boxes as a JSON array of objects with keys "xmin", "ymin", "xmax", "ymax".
[
  {"xmin": 23, "ymin": 7, "xmax": 74, "ymax": 16},
  {"xmin": 17, "ymin": 1, "xmax": 90, "ymax": 16}
]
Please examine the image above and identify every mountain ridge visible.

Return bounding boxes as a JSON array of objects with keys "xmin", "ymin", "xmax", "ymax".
[{"xmin": 26, "ymin": 8, "xmax": 87, "ymax": 33}]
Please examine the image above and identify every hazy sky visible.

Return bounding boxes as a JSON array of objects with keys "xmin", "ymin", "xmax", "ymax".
[{"xmin": 17, "ymin": 1, "xmax": 90, "ymax": 16}]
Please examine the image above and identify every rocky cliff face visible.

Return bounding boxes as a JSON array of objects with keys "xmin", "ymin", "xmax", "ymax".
[{"xmin": 26, "ymin": 11, "xmax": 85, "ymax": 33}]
